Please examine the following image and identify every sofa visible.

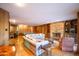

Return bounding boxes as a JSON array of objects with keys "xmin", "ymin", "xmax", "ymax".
[{"xmin": 23, "ymin": 34, "xmax": 49, "ymax": 56}]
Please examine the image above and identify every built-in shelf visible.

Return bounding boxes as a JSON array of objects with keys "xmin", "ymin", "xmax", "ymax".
[{"xmin": 64, "ymin": 19, "xmax": 77, "ymax": 43}]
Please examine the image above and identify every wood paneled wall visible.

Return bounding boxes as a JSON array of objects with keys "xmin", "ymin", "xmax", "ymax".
[
  {"xmin": 33, "ymin": 24, "xmax": 50, "ymax": 38},
  {"xmin": 0, "ymin": 8, "xmax": 9, "ymax": 45},
  {"xmin": 33, "ymin": 22, "xmax": 65, "ymax": 38},
  {"xmin": 17, "ymin": 25, "xmax": 33, "ymax": 34},
  {"xmin": 77, "ymin": 12, "xmax": 79, "ymax": 54}
]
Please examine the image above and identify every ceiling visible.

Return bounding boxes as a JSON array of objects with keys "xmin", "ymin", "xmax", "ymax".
[{"xmin": 0, "ymin": 3, "xmax": 79, "ymax": 26}]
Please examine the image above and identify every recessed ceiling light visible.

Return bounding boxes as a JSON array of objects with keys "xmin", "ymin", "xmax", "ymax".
[
  {"xmin": 10, "ymin": 19, "xmax": 16, "ymax": 23},
  {"xmin": 15, "ymin": 3, "xmax": 25, "ymax": 7},
  {"xmin": 13, "ymin": 20, "xmax": 16, "ymax": 23}
]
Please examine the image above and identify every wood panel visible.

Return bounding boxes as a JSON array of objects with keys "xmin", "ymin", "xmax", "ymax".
[
  {"xmin": 77, "ymin": 12, "xmax": 79, "ymax": 54},
  {"xmin": 0, "ymin": 8, "xmax": 9, "ymax": 45},
  {"xmin": 17, "ymin": 25, "xmax": 33, "ymax": 34},
  {"xmin": 33, "ymin": 24, "xmax": 50, "ymax": 38}
]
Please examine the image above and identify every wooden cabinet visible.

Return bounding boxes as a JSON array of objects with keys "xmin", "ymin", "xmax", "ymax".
[{"xmin": 0, "ymin": 8, "xmax": 10, "ymax": 45}]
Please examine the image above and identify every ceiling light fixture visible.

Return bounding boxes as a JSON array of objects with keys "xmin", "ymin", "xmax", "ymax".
[
  {"xmin": 13, "ymin": 20, "xmax": 16, "ymax": 23},
  {"xmin": 15, "ymin": 3, "xmax": 25, "ymax": 7},
  {"xmin": 10, "ymin": 19, "xmax": 16, "ymax": 23}
]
